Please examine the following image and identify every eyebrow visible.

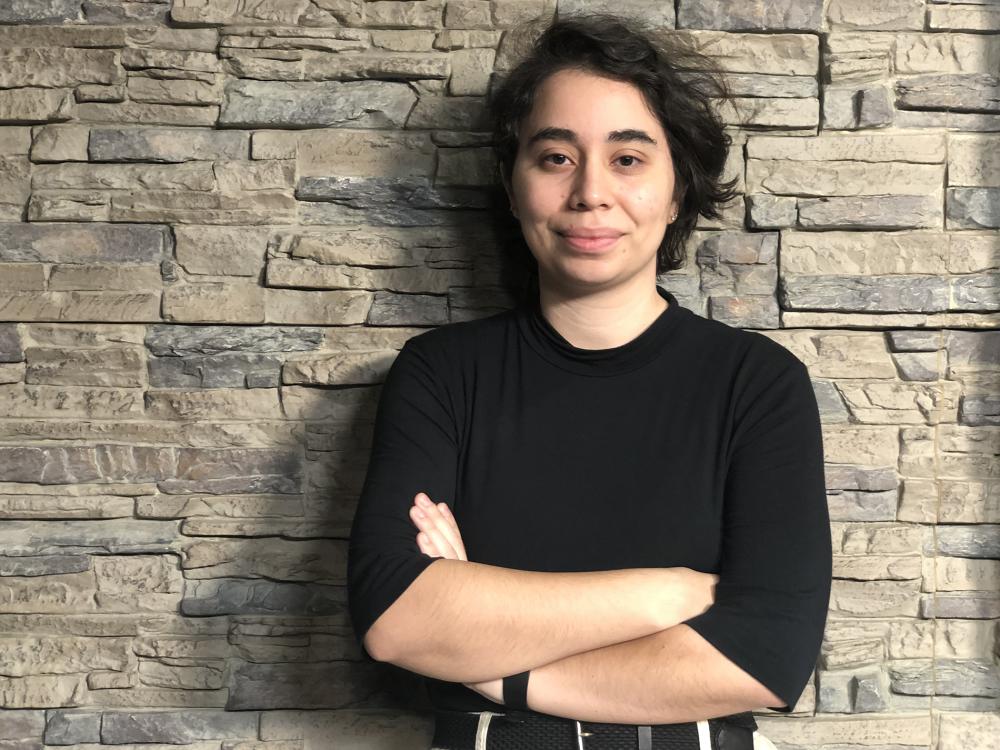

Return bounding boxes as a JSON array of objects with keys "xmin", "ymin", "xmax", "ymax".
[{"xmin": 526, "ymin": 126, "xmax": 658, "ymax": 147}]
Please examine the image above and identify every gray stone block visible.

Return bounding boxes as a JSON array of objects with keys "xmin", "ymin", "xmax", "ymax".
[
  {"xmin": 0, "ymin": 223, "xmax": 169, "ymax": 263},
  {"xmin": 228, "ymin": 661, "xmax": 380, "ymax": 710},
  {"xmin": 220, "ymin": 79, "xmax": 415, "ymax": 128},
  {"xmin": 181, "ymin": 578, "xmax": 344, "ymax": 616},
  {"xmin": 148, "ymin": 353, "xmax": 284, "ymax": 388},
  {"xmin": 44, "ymin": 710, "xmax": 101, "ymax": 745},
  {"xmin": 948, "ymin": 187, "xmax": 1000, "ymax": 228},
  {"xmin": 0, "ymin": 324, "xmax": 23, "ymax": 363},
  {"xmin": 88, "ymin": 127, "xmax": 248, "ymax": 163},
  {"xmin": 935, "ymin": 524, "xmax": 1000, "ymax": 558},
  {"xmin": 0, "ymin": 0, "xmax": 78, "ymax": 23},
  {"xmin": 0, "ymin": 555, "xmax": 90, "ymax": 576},
  {"xmin": 781, "ymin": 274, "xmax": 951, "ymax": 312},
  {"xmin": 678, "ymin": 0, "xmax": 822, "ymax": 30},
  {"xmin": 101, "ymin": 710, "xmax": 258, "ymax": 744},
  {"xmin": 145, "ymin": 325, "xmax": 324, "ymax": 356}
]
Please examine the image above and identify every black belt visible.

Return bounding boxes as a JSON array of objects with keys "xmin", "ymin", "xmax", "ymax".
[{"xmin": 432, "ymin": 708, "xmax": 757, "ymax": 750}]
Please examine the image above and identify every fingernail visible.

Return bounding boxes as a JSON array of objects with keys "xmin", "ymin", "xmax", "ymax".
[
  {"xmin": 414, "ymin": 508, "xmax": 425, "ymax": 519},
  {"xmin": 416, "ymin": 494, "xmax": 431, "ymax": 507}
]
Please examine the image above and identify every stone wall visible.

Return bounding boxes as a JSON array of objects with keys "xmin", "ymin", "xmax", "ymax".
[{"xmin": 0, "ymin": 0, "xmax": 997, "ymax": 748}]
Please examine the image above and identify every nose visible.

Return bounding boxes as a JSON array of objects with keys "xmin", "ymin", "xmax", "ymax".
[{"xmin": 568, "ymin": 156, "xmax": 613, "ymax": 210}]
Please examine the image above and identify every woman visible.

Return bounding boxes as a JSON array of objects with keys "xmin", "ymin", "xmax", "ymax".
[{"xmin": 347, "ymin": 13, "xmax": 831, "ymax": 750}]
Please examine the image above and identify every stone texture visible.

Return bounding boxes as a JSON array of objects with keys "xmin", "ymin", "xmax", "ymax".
[{"xmin": 101, "ymin": 710, "xmax": 259, "ymax": 743}]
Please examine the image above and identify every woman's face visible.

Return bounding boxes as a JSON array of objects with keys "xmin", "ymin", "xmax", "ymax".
[{"xmin": 505, "ymin": 68, "xmax": 679, "ymax": 294}]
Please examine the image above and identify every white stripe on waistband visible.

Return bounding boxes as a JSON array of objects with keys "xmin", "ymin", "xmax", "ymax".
[{"xmin": 696, "ymin": 719, "xmax": 711, "ymax": 750}]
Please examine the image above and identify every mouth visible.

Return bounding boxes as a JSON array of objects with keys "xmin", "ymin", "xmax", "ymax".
[{"xmin": 557, "ymin": 232, "xmax": 623, "ymax": 252}]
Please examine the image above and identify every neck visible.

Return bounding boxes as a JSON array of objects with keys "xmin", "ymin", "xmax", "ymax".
[{"xmin": 535, "ymin": 272, "xmax": 668, "ymax": 350}]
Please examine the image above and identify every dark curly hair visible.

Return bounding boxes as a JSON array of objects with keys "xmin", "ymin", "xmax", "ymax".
[{"xmin": 486, "ymin": 12, "xmax": 740, "ymax": 303}]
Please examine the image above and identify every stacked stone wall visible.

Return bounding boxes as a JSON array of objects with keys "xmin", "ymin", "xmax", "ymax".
[{"xmin": 0, "ymin": 0, "xmax": 997, "ymax": 747}]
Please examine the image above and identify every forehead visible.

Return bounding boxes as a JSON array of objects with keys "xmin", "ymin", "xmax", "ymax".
[{"xmin": 520, "ymin": 68, "xmax": 664, "ymax": 139}]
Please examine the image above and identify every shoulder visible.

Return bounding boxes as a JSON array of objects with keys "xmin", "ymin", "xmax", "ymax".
[
  {"xmin": 681, "ymin": 308, "xmax": 807, "ymax": 377},
  {"xmin": 399, "ymin": 307, "xmax": 514, "ymax": 360}
]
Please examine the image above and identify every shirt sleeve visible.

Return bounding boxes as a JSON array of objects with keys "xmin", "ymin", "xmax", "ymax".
[
  {"xmin": 683, "ymin": 346, "xmax": 832, "ymax": 713},
  {"xmin": 347, "ymin": 334, "xmax": 458, "ymax": 662}
]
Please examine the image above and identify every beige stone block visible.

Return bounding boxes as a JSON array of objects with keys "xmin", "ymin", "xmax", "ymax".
[
  {"xmin": 0, "ymin": 635, "xmax": 130, "ymax": 677},
  {"xmin": 434, "ymin": 29, "xmax": 503, "ymax": 50},
  {"xmin": 841, "ymin": 522, "xmax": 923, "ymax": 554},
  {"xmin": 23, "ymin": 323, "xmax": 145, "ymax": 349},
  {"xmin": 27, "ymin": 190, "xmax": 111, "ymax": 221},
  {"xmin": 0, "ymin": 673, "xmax": 86, "ymax": 708},
  {"xmin": 895, "ymin": 32, "xmax": 1000, "ymax": 75},
  {"xmin": 173, "ymin": 225, "xmax": 268, "ymax": 277},
  {"xmin": 887, "ymin": 619, "xmax": 935, "ymax": 659},
  {"xmin": 162, "ymin": 281, "xmax": 264, "ymax": 324},
  {"xmin": 935, "ymin": 557, "xmax": 1000, "ymax": 592},
  {"xmin": 136, "ymin": 494, "xmax": 306, "ymax": 520},
  {"xmin": 214, "ymin": 160, "xmax": 295, "ymax": 193},
  {"xmin": 29, "ymin": 124, "xmax": 88, "ymax": 162},
  {"xmin": 826, "ymin": 0, "xmax": 924, "ymax": 30},
  {"xmin": 748, "ymin": 159, "xmax": 943, "ymax": 197},
  {"xmin": 837, "ymin": 381, "xmax": 960, "ymax": 425},
  {"xmin": 0, "ymin": 263, "xmax": 45, "ymax": 291},
  {"xmin": 821, "ymin": 426, "xmax": 899, "ymax": 465},
  {"xmin": 781, "ymin": 231, "xmax": 950, "ymax": 275},
  {"xmin": 938, "ymin": 711, "xmax": 1000, "ymax": 750},
  {"xmin": 668, "ymin": 31, "xmax": 819, "ymax": 75},
  {"xmin": 75, "ymin": 101, "xmax": 218, "ymax": 127},
  {"xmin": 929, "ymin": 5, "xmax": 1000, "ymax": 31},
  {"xmin": 760, "ymin": 329, "xmax": 896, "ymax": 378},
  {"xmin": 279, "ymin": 385, "xmax": 376, "ymax": 422},
  {"xmin": 134, "ymin": 636, "xmax": 231, "ymax": 660},
  {"xmin": 265, "ymin": 257, "xmax": 473, "ymax": 294},
  {"xmin": 0, "ymin": 155, "xmax": 29, "ymax": 219},
  {"xmin": 93, "ymin": 555, "xmax": 184, "ymax": 613},
  {"xmin": 833, "ymin": 555, "xmax": 921, "ymax": 581},
  {"xmin": 897, "ymin": 478, "xmax": 937, "ymax": 522},
  {"xmin": 47, "ymin": 264, "xmax": 162, "ymax": 292},
  {"xmin": 449, "ymin": 47, "xmax": 495, "ymax": 95},
  {"xmin": 25, "ymin": 346, "xmax": 145, "ymax": 387},
  {"xmin": 264, "ymin": 288, "xmax": 372, "ymax": 325},
  {"xmin": 938, "ymin": 478, "xmax": 1000, "ymax": 523},
  {"xmin": 282, "ymin": 350, "xmax": 397, "ymax": 386},
  {"xmin": 297, "ymin": 129, "xmax": 434, "ymax": 178},
  {"xmin": 251, "ymin": 130, "xmax": 298, "ymax": 160},
  {"xmin": 32, "ymin": 161, "xmax": 215, "ymax": 191},
  {"xmin": 830, "ymin": 579, "xmax": 921, "ymax": 616},
  {"xmin": 747, "ymin": 133, "xmax": 945, "ymax": 163},
  {"xmin": 949, "ymin": 134, "xmax": 1000, "ymax": 187},
  {"xmin": 0, "ymin": 48, "xmax": 122, "ymax": 88},
  {"xmin": 370, "ymin": 29, "xmax": 437, "ymax": 51},
  {"xmin": 110, "ymin": 188, "xmax": 295, "ymax": 224},
  {"xmin": 755, "ymin": 713, "xmax": 931, "ymax": 745},
  {"xmin": 0, "ymin": 362, "xmax": 24, "ymax": 383},
  {"xmin": 935, "ymin": 619, "xmax": 998, "ymax": 659},
  {"xmin": 128, "ymin": 74, "xmax": 224, "ymax": 106},
  {"xmin": 182, "ymin": 537, "xmax": 344, "ymax": 583},
  {"xmin": 0, "ymin": 571, "xmax": 98, "ymax": 614},
  {"xmin": 782, "ymin": 310, "xmax": 1000, "ymax": 328},
  {"xmin": 0, "ymin": 494, "xmax": 133, "ymax": 518},
  {"xmin": 138, "ymin": 659, "xmax": 225, "ymax": 690},
  {"xmin": 822, "ymin": 637, "xmax": 884, "ymax": 669},
  {"xmin": 0, "ymin": 384, "xmax": 144, "ymax": 419},
  {"xmin": 144, "ymin": 388, "xmax": 283, "ymax": 420},
  {"xmin": 0, "ymin": 291, "xmax": 161, "ymax": 322},
  {"xmin": 0, "ymin": 126, "xmax": 32, "ymax": 155},
  {"xmin": 366, "ymin": 0, "xmax": 444, "ymax": 28},
  {"xmin": 0, "ymin": 88, "xmax": 75, "ymax": 123},
  {"xmin": 87, "ymin": 687, "xmax": 228, "ymax": 708},
  {"xmin": 726, "ymin": 96, "xmax": 818, "ymax": 128}
]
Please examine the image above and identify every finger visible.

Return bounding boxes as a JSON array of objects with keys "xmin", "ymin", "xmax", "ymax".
[
  {"xmin": 413, "ymin": 495, "xmax": 466, "ymax": 561},
  {"xmin": 409, "ymin": 504, "xmax": 460, "ymax": 560},
  {"xmin": 436, "ymin": 503, "xmax": 467, "ymax": 560}
]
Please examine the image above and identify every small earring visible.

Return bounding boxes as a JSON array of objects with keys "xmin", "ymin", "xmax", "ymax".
[{"xmin": 670, "ymin": 212, "xmax": 678, "ymax": 222}]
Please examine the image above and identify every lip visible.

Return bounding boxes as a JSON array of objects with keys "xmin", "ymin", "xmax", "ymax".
[{"xmin": 558, "ymin": 230, "xmax": 623, "ymax": 252}]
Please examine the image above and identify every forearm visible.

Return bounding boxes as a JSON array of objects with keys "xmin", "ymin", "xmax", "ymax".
[
  {"xmin": 371, "ymin": 559, "xmax": 675, "ymax": 683},
  {"xmin": 520, "ymin": 623, "xmax": 782, "ymax": 724}
]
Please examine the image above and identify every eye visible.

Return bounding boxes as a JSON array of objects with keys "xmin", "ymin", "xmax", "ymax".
[
  {"xmin": 616, "ymin": 155, "xmax": 643, "ymax": 168},
  {"xmin": 541, "ymin": 153, "xmax": 571, "ymax": 166}
]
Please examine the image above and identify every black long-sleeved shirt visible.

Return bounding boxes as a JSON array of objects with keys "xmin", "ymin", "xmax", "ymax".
[{"xmin": 347, "ymin": 284, "xmax": 832, "ymax": 717}]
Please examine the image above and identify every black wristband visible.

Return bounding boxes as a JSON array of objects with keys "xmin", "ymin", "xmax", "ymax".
[{"xmin": 502, "ymin": 670, "xmax": 530, "ymax": 710}]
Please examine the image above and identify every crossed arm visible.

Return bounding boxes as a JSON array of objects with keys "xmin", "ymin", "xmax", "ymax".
[{"xmin": 369, "ymin": 491, "xmax": 784, "ymax": 725}]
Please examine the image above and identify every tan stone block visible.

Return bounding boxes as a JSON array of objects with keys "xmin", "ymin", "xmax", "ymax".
[
  {"xmin": 0, "ymin": 88, "xmax": 75, "ymax": 122},
  {"xmin": 929, "ymin": 5, "xmax": 1000, "ymax": 31},
  {"xmin": 0, "ymin": 362, "xmax": 24, "ymax": 383},
  {"xmin": 264, "ymin": 288, "xmax": 372, "ymax": 325},
  {"xmin": 0, "ymin": 155, "xmax": 30, "ymax": 219},
  {"xmin": 935, "ymin": 557, "xmax": 1000, "ymax": 592},
  {"xmin": 0, "ymin": 291, "xmax": 160, "ymax": 322},
  {"xmin": 0, "ymin": 494, "xmax": 134, "ymax": 518},
  {"xmin": 822, "ymin": 637, "xmax": 884, "ymax": 668},
  {"xmin": 27, "ymin": 190, "xmax": 111, "ymax": 221},
  {"xmin": 668, "ymin": 31, "xmax": 819, "ymax": 75},
  {"xmin": 949, "ymin": 134, "xmax": 1000, "ymax": 188},
  {"xmin": 173, "ymin": 225, "xmax": 268, "ymax": 277},
  {"xmin": 938, "ymin": 711, "xmax": 1000, "ymax": 750},
  {"xmin": 938, "ymin": 478, "xmax": 1000, "ymax": 523},
  {"xmin": 782, "ymin": 310, "xmax": 1000, "ymax": 328},
  {"xmin": 47, "ymin": 264, "xmax": 162, "ymax": 291},
  {"xmin": 75, "ymin": 101, "xmax": 218, "ymax": 127},
  {"xmin": 837, "ymin": 381, "xmax": 960, "ymax": 425},
  {"xmin": 163, "ymin": 281, "xmax": 264, "ymax": 324},
  {"xmin": 93, "ymin": 555, "xmax": 184, "ymax": 613},
  {"xmin": 266, "ymin": 257, "xmax": 472, "ymax": 294},
  {"xmin": 279, "ymin": 385, "xmax": 376, "ymax": 421},
  {"xmin": 754, "ymin": 713, "xmax": 931, "ymax": 745},
  {"xmin": 935, "ymin": 619, "xmax": 998, "ymax": 659},
  {"xmin": 727, "ymin": 97, "xmax": 818, "ymax": 128},
  {"xmin": 182, "ymin": 537, "xmax": 344, "ymax": 583},
  {"xmin": 781, "ymin": 231, "xmax": 950, "ymax": 275},
  {"xmin": 282, "ymin": 350, "xmax": 397, "ymax": 386},
  {"xmin": 87, "ymin": 687, "xmax": 228, "ymax": 708},
  {"xmin": 134, "ymin": 636, "xmax": 231, "ymax": 659},
  {"xmin": 747, "ymin": 160, "xmax": 943, "ymax": 197},
  {"xmin": 0, "ymin": 126, "xmax": 32, "ymax": 155},
  {"xmin": 214, "ymin": 160, "xmax": 295, "ymax": 193},
  {"xmin": 0, "ymin": 673, "xmax": 86, "ymax": 708},
  {"xmin": 821, "ymin": 426, "xmax": 899, "ymax": 465},
  {"xmin": 841, "ymin": 522, "xmax": 923, "ymax": 554},
  {"xmin": 0, "ymin": 48, "xmax": 122, "ymax": 88},
  {"xmin": 371, "ymin": 29, "xmax": 437, "ymax": 51},
  {"xmin": 366, "ymin": 0, "xmax": 444, "ymax": 28},
  {"xmin": 0, "ymin": 571, "xmax": 98, "ymax": 614},
  {"xmin": 833, "ymin": 555, "xmax": 921, "ymax": 580},
  {"xmin": 251, "ymin": 130, "xmax": 298, "ymax": 160},
  {"xmin": 144, "ymin": 388, "xmax": 283, "ymax": 420},
  {"xmin": 826, "ymin": 0, "xmax": 924, "ymax": 30},
  {"xmin": 0, "ymin": 384, "xmax": 144, "ymax": 419},
  {"xmin": 136, "ymin": 494, "xmax": 305, "ymax": 520},
  {"xmin": 895, "ymin": 32, "xmax": 1000, "ymax": 75},
  {"xmin": 449, "ymin": 47, "xmax": 495, "ymax": 95},
  {"xmin": 897, "ymin": 478, "xmax": 937, "ymax": 522},
  {"xmin": 32, "ymin": 162, "xmax": 215, "ymax": 191},
  {"xmin": 21, "ymin": 323, "xmax": 145, "ymax": 348},
  {"xmin": 110, "ymin": 188, "xmax": 295, "ymax": 224},
  {"xmin": 0, "ymin": 263, "xmax": 45, "ymax": 291},
  {"xmin": 830, "ymin": 579, "xmax": 921, "ymax": 616},
  {"xmin": 747, "ymin": 132, "xmax": 945, "ymax": 163},
  {"xmin": 128, "ymin": 74, "xmax": 224, "ymax": 106},
  {"xmin": 0, "ymin": 636, "xmax": 130, "ymax": 676},
  {"xmin": 297, "ymin": 129, "xmax": 435, "ymax": 178},
  {"xmin": 138, "ymin": 659, "xmax": 225, "ymax": 690},
  {"xmin": 887, "ymin": 619, "xmax": 935, "ymax": 658}
]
